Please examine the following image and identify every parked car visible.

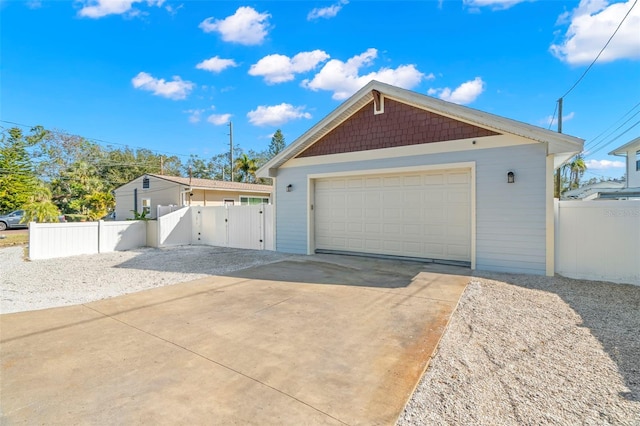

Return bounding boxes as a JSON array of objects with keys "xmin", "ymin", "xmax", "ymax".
[
  {"xmin": 0, "ymin": 210, "xmax": 67, "ymax": 231},
  {"xmin": 0, "ymin": 210, "xmax": 27, "ymax": 231}
]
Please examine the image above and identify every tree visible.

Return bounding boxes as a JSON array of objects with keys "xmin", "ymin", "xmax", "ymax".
[
  {"xmin": 234, "ymin": 153, "xmax": 257, "ymax": 183},
  {"xmin": 268, "ymin": 129, "xmax": 286, "ymax": 159},
  {"xmin": 0, "ymin": 126, "xmax": 47, "ymax": 213},
  {"xmin": 22, "ymin": 185, "xmax": 61, "ymax": 223}
]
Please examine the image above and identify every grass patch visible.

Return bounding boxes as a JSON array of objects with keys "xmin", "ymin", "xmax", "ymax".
[{"xmin": 0, "ymin": 233, "xmax": 29, "ymax": 247}]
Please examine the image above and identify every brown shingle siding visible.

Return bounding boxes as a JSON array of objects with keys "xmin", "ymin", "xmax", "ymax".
[{"xmin": 296, "ymin": 98, "xmax": 499, "ymax": 158}]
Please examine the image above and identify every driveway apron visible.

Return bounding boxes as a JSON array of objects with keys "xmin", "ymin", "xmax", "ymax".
[{"xmin": 1, "ymin": 255, "xmax": 469, "ymax": 425}]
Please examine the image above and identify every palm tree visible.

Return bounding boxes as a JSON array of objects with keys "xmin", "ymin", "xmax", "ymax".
[
  {"xmin": 234, "ymin": 153, "xmax": 257, "ymax": 183},
  {"xmin": 569, "ymin": 155, "xmax": 586, "ymax": 190}
]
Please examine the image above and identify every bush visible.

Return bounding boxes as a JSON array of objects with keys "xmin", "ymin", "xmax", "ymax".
[{"xmin": 64, "ymin": 214, "xmax": 89, "ymax": 222}]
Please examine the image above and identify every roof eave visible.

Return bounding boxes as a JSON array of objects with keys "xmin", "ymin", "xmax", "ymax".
[
  {"xmin": 608, "ymin": 136, "xmax": 640, "ymax": 156},
  {"xmin": 256, "ymin": 80, "xmax": 585, "ymax": 176}
]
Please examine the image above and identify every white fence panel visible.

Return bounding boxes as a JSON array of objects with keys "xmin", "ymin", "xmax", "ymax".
[
  {"xmin": 157, "ymin": 205, "xmax": 181, "ymax": 218},
  {"xmin": 195, "ymin": 207, "xmax": 228, "ymax": 246},
  {"xmin": 29, "ymin": 222, "xmax": 99, "ymax": 260},
  {"xmin": 157, "ymin": 207, "xmax": 192, "ymax": 246},
  {"xmin": 264, "ymin": 205, "xmax": 274, "ymax": 251},
  {"xmin": 555, "ymin": 200, "xmax": 640, "ymax": 285},
  {"xmin": 99, "ymin": 221, "xmax": 147, "ymax": 253},
  {"xmin": 146, "ymin": 220, "xmax": 159, "ymax": 248},
  {"xmin": 228, "ymin": 206, "xmax": 264, "ymax": 250}
]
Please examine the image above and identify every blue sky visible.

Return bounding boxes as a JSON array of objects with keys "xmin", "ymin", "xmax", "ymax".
[{"xmin": 2, "ymin": 0, "xmax": 639, "ymax": 181}]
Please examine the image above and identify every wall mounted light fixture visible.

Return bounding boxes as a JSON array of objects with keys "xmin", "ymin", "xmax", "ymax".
[
  {"xmin": 507, "ymin": 171, "xmax": 515, "ymax": 184},
  {"xmin": 286, "ymin": 184, "xmax": 293, "ymax": 192}
]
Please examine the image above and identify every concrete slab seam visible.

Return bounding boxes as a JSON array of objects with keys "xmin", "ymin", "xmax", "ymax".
[{"xmin": 81, "ymin": 304, "xmax": 350, "ymax": 426}]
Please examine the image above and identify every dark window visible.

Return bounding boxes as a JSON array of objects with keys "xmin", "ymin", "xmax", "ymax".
[
  {"xmin": 143, "ymin": 177, "xmax": 150, "ymax": 189},
  {"xmin": 636, "ymin": 159, "xmax": 640, "ymax": 172}
]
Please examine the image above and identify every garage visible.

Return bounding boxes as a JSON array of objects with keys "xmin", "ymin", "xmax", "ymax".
[
  {"xmin": 257, "ymin": 81, "xmax": 584, "ymax": 275},
  {"xmin": 314, "ymin": 168, "xmax": 471, "ymax": 263}
]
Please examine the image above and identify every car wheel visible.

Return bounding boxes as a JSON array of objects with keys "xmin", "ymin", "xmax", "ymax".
[{"xmin": 0, "ymin": 222, "xmax": 6, "ymax": 231}]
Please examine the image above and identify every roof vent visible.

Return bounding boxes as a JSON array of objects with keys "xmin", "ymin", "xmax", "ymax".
[{"xmin": 372, "ymin": 90, "xmax": 384, "ymax": 115}]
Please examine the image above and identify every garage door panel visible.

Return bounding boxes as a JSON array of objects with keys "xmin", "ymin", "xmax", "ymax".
[{"xmin": 315, "ymin": 169, "xmax": 471, "ymax": 262}]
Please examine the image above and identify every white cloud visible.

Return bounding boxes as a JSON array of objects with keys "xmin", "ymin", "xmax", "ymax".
[
  {"xmin": 27, "ymin": 0, "xmax": 43, "ymax": 9},
  {"xmin": 463, "ymin": 0, "xmax": 531, "ymax": 10},
  {"xmin": 77, "ymin": 0, "xmax": 164, "ymax": 18},
  {"xmin": 207, "ymin": 113, "xmax": 232, "ymax": 125},
  {"xmin": 247, "ymin": 103, "xmax": 312, "ymax": 126},
  {"xmin": 184, "ymin": 109, "xmax": 204, "ymax": 123},
  {"xmin": 429, "ymin": 77, "xmax": 485, "ymax": 105},
  {"xmin": 199, "ymin": 6, "xmax": 270, "ymax": 45},
  {"xmin": 586, "ymin": 159, "xmax": 625, "ymax": 169},
  {"xmin": 550, "ymin": 0, "xmax": 640, "ymax": 64},
  {"xmin": 131, "ymin": 72, "xmax": 194, "ymax": 100},
  {"xmin": 301, "ymin": 48, "xmax": 429, "ymax": 100},
  {"xmin": 308, "ymin": 0, "xmax": 348, "ymax": 20},
  {"xmin": 542, "ymin": 111, "xmax": 575, "ymax": 127},
  {"xmin": 196, "ymin": 56, "xmax": 238, "ymax": 73},
  {"xmin": 249, "ymin": 50, "xmax": 330, "ymax": 84}
]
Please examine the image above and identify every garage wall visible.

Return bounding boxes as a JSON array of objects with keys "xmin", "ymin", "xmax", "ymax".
[{"xmin": 274, "ymin": 141, "xmax": 548, "ymax": 275}]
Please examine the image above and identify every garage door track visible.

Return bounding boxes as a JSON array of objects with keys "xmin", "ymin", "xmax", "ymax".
[{"xmin": 1, "ymin": 254, "xmax": 468, "ymax": 425}]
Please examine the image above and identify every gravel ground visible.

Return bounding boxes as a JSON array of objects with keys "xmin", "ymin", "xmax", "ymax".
[
  {"xmin": 0, "ymin": 245, "xmax": 295, "ymax": 314},
  {"xmin": 399, "ymin": 272, "xmax": 640, "ymax": 426},
  {"xmin": 1, "ymin": 246, "xmax": 638, "ymax": 424}
]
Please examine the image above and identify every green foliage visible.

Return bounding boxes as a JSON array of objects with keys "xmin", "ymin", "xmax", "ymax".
[
  {"xmin": 0, "ymin": 126, "xmax": 47, "ymax": 213},
  {"xmin": 21, "ymin": 201, "xmax": 61, "ymax": 224},
  {"xmin": 268, "ymin": 129, "xmax": 286, "ymax": 158},
  {"xmin": 558, "ymin": 154, "xmax": 587, "ymax": 195},
  {"xmin": 64, "ymin": 214, "xmax": 89, "ymax": 222},
  {"xmin": 234, "ymin": 153, "xmax": 257, "ymax": 183},
  {"xmin": 130, "ymin": 209, "xmax": 148, "ymax": 220}
]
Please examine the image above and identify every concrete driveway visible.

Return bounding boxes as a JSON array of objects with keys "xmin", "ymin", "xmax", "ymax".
[{"xmin": 1, "ymin": 254, "xmax": 468, "ymax": 425}]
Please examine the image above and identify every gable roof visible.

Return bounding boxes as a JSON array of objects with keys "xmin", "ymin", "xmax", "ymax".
[
  {"xmin": 257, "ymin": 80, "xmax": 584, "ymax": 177},
  {"xmin": 146, "ymin": 174, "xmax": 272, "ymax": 193},
  {"xmin": 609, "ymin": 136, "xmax": 640, "ymax": 156}
]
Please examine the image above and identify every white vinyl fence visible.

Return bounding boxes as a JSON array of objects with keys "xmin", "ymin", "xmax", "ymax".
[
  {"xmin": 555, "ymin": 200, "xmax": 640, "ymax": 285},
  {"xmin": 29, "ymin": 205, "xmax": 274, "ymax": 260},
  {"xmin": 29, "ymin": 220, "xmax": 147, "ymax": 260}
]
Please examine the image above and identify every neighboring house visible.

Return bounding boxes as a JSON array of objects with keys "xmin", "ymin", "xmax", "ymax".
[
  {"xmin": 603, "ymin": 137, "xmax": 640, "ymax": 200},
  {"xmin": 114, "ymin": 174, "xmax": 272, "ymax": 220},
  {"xmin": 562, "ymin": 181, "xmax": 625, "ymax": 200},
  {"xmin": 257, "ymin": 80, "xmax": 584, "ymax": 276}
]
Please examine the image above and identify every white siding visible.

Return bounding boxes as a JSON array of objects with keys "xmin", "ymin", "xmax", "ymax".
[
  {"xmin": 114, "ymin": 175, "xmax": 182, "ymax": 220},
  {"xmin": 274, "ymin": 141, "xmax": 548, "ymax": 275}
]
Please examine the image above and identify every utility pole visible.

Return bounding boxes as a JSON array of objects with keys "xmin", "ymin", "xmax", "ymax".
[
  {"xmin": 228, "ymin": 121, "xmax": 234, "ymax": 182},
  {"xmin": 557, "ymin": 98, "xmax": 563, "ymax": 134},
  {"xmin": 160, "ymin": 155, "xmax": 164, "ymax": 175},
  {"xmin": 555, "ymin": 98, "xmax": 563, "ymax": 198}
]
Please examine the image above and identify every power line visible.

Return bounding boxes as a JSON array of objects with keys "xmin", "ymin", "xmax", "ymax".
[
  {"xmin": 584, "ymin": 100, "xmax": 640, "ymax": 150},
  {"xmin": 0, "ymin": 119, "xmax": 192, "ymax": 159},
  {"xmin": 585, "ymin": 109, "xmax": 640, "ymax": 155},
  {"xmin": 560, "ymin": 0, "xmax": 638, "ymax": 100},
  {"xmin": 588, "ymin": 119, "xmax": 640, "ymax": 157}
]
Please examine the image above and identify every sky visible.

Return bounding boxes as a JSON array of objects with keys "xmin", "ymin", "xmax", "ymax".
[{"xmin": 1, "ymin": 0, "xmax": 639, "ymax": 181}]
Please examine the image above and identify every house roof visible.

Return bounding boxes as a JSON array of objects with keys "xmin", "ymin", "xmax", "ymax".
[
  {"xmin": 562, "ymin": 181, "xmax": 625, "ymax": 199},
  {"xmin": 147, "ymin": 174, "xmax": 272, "ymax": 193},
  {"xmin": 608, "ymin": 136, "xmax": 640, "ymax": 156},
  {"xmin": 257, "ymin": 80, "xmax": 584, "ymax": 178}
]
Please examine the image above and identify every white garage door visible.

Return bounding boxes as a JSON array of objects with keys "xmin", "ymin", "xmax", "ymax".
[{"xmin": 314, "ymin": 169, "xmax": 471, "ymax": 263}]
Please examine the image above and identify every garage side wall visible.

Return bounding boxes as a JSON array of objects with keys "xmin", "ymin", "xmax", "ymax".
[{"xmin": 275, "ymin": 142, "xmax": 548, "ymax": 275}]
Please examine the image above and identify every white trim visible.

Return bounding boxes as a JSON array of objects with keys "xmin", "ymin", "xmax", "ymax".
[
  {"xmin": 307, "ymin": 179, "xmax": 315, "ymax": 255},
  {"xmin": 256, "ymin": 80, "xmax": 584, "ymax": 177},
  {"xmin": 306, "ymin": 161, "xmax": 476, "ymax": 268},
  {"xmin": 546, "ymin": 154, "xmax": 555, "ymax": 276},
  {"xmin": 282, "ymin": 135, "xmax": 534, "ymax": 169},
  {"xmin": 307, "ymin": 161, "xmax": 475, "ymax": 180}
]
